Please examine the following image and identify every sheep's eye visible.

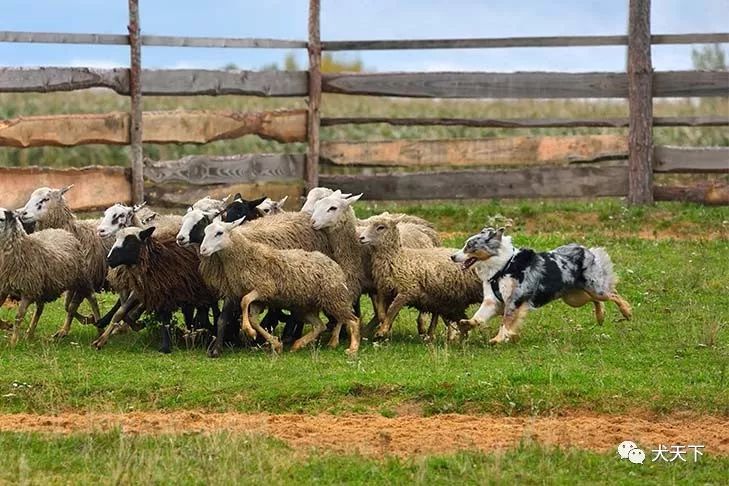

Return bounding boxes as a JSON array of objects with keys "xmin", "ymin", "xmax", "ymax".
[
  {"xmin": 263, "ymin": 209, "xmax": 270, "ymax": 213},
  {"xmin": 376, "ymin": 225, "xmax": 385, "ymax": 231},
  {"xmin": 328, "ymin": 206, "xmax": 337, "ymax": 212},
  {"xmin": 216, "ymin": 231, "xmax": 223, "ymax": 237}
]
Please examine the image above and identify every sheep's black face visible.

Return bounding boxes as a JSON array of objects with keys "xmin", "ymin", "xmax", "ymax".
[
  {"xmin": 107, "ymin": 226, "xmax": 155, "ymax": 268},
  {"xmin": 221, "ymin": 195, "xmax": 266, "ymax": 223},
  {"xmin": 189, "ymin": 216, "xmax": 209, "ymax": 245},
  {"xmin": 107, "ymin": 235, "xmax": 143, "ymax": 268}
]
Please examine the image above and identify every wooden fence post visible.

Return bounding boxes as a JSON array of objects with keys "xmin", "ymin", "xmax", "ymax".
[
  {"xmin": 128, "ymin": 0, "xmax": 144, "ymax": 204},
  {"xmin": 627, "ymin": 0, "xmax": 654, "ymax": 204},
  {"xmin": 306, "ymin": 0, "xmax": 322, "ymax": 191}
]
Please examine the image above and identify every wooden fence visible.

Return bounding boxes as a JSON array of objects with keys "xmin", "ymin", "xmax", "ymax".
[{"xmin": 0, "ymin": 0, "xmax": 728, "ymax": 209}]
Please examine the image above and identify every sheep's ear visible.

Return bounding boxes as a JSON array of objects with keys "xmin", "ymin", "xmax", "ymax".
[
  {"xmin": 59, "ymin": 185, "xmax": 74, "ymax": 196},
  {"xmin": 233, "ymin": 193, "xmax": 243, "ymax": 202},
  {"xmin": 139, "ymin": 226, "xmax": 155, "ymax": 240},
  {"xmin": 277, "ymin": 195, "xmax": 289, "ymax": 206},
  {"xmin": 186, "ymin": 206, "xmax": 193, "ymax": 213},
  {"xmin": 345, "ymin": 193, "xmax": 363, "ymax": 205},
  {"xmin": 331, "ymin": 189, "xmax": 342, "ymax": 197},
  {"xmin": 221, "ymin": 194, "xmax": 231, "ymax": 204},
  {"xmin": 132, "ymin": 201, "xmax": 147, "ymax": 213},
  {"xmin": 250, "ymin": 196, "xmax": 267, "ymax": 207},
  {"xmin": 229, "ymin": 216, "xmax": 246, "ymax": 229}
]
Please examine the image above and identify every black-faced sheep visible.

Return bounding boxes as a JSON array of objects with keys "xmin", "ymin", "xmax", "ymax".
[
  {"xmin": 0, "ymin": 209, "xmax": 93, "ymax": 345},
  {"xmin": 94, "ymin": 226, "xmax": 219, "ymax": 353},
  {"xmin": 199, "ymin": 218, "xmax": 360, "ymax": 355}
]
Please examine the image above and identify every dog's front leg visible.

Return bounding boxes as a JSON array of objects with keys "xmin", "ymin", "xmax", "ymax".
[{"xmin": 458, "ymin": 298, "xmax": 499, "ymax": 338}]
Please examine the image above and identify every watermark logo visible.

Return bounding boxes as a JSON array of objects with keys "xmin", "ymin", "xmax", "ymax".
[{"xmin": 618, "ymin": 441, "xmax": 704, "ymax": 465}]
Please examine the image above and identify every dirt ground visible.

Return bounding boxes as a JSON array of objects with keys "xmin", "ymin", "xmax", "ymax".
[{"xmin": 1, "ymin": 412, "xmax": 727, "ymax": 458}]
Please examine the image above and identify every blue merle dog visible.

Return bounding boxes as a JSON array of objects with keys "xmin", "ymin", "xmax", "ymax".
[{"xmin": 451, "ymin": 227, "xmax": 632, "ymax": 344}]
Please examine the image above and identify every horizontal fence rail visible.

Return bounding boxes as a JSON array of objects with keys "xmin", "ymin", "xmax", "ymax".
[
  {"xmin": 144, "ymin": 154, "xmax": 306, "ymax": 184},
  {"xmin": 323, "ymin": 33, "xmax": 729, "ymax": 51},
  {"xmin": 0, "ymin": 109, "xmax": 306, "ymax": 147},
  {"xmin": 321, "ymin": 115, "xmax": 729, "ymax": 128},
  {"xmin": 0, "ymin": 31, "xmax": 306, "ymax": 48},
  {"xmin": 2, "ymin": 31, "xmax": 727, "ymax": 49},
  {"xmin": 0, "ymin": 67, "xmax": 308, "ymax": 96}
]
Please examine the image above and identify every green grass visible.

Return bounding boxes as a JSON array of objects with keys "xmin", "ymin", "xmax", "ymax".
[
  {"xmin": 1, "ymin": 200, "xmax": 728, "ymax": 416},
  {"xmin": 1, "ymin": 431, "xmax": 728, "ymax": 485},
  {"xmin": 1, "ymin": 92, "xmax": 727, "ymax": 167}
]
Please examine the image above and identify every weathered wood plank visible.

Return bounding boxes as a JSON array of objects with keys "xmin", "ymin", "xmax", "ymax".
[
  {"xmin": 654, "ymin": 146, "xmax": 729, "ymax": 173},
  {"xmin": 0, "ymin": 31, "xmax": 306, "ymax": 48},
  {"xmin": 322, "ymin": 33, "xmax": 729, "ymax": 50},
  {"xmin": 321, "ymin": 115, "xmax": 729, "ymax": 128},
  {"xmin": 306, "ymin": 0, "xmax": 322, "ymax": 190},
  {"xmin": 0, "ymin": 109, "xmax": 307, "ymax": 147},
  {"xmin": 627, "ymin": 0, "xmax": 654, "ymax": 205},
  {"xmin": 144, "ymin": 154, "xmax": 306, "ymax": 184},
  {"xmin": 0, "ymin": 67, "xmax": 308, "ymax": 96},
  {"xmin": 322, "ymin": 71, "xmax": 729, "ymax": 98},
  {"xmin": 128, "ymin": 0, "xmax": 144, "ymax": 204},
  {"xmin": 654, "ymin": 182, "xmax": 729, "ymax": 205},
  {"xmin": 0, "ymin": 166, "xmax": 131, "ymax": 211},
  {"xmin": 320, "ymin": 135, "xmax": 628, "ymax": 167},
  {"xmin": 320, "ymin": 163, "xmax": 629, "ymax": 200},
  {"xmin": 146, "ymin": 181, "xmax": 304, "ymax": 208}
]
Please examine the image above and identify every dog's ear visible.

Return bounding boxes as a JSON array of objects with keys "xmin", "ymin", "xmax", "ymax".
[{"xmin": 494, "ymin": 227, "xmax": 505, "ymax": 241}]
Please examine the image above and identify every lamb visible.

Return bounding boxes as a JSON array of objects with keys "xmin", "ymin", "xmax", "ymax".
[
  {"xmin": 97, "ymin": 202, "xmax": 182, "ymax": 239},
  {"xmin": 93, "ymin": 226, "xmax": 219, "ymax": 353},
  {"xmin": 359, "ymin": 215, "xmax": 482, "ymax": 341},
  {"xmin": 256, "ymin": 196, "xmax": 289, "ymax": 217},
  {"xmin": 180, "ymin": 209, "xmax": 332, "ymax": 356},
  {"xmin": 310, "ymin": 193, "xmax": 441, "ymax": 341},
  {"xmin": 301, "ymin": 187, "xmax": 440, "ymax": 247},
  {"xmin": 0, "ymin": 209, "xmax": 93, "ymax": 345},
  {"xmin": 17, "ymin": 186, "xmax": 110, "ymax": 337},
  {"xmin": 199, "ymin": 217, "xmax": 360, "ymax": 355}
]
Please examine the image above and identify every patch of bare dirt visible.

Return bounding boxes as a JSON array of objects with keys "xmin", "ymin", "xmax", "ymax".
[{"xmin": 1, "ymin": 412, "xmax": 727, "ymax": 458}]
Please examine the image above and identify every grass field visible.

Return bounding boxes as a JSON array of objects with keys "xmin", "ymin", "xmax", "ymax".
[
  {"xmin": 1, "ymin": 91, "xmax": 727, "ymax": 168},
  {"xmin": 1, "ymin": 198, "xmax": 728, "ymax": 483}
]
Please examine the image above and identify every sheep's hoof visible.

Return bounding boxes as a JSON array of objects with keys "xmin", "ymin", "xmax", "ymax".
[
  {"xmin": 271, "ymin": 340, "xmax": 283, "ymax": 354},
  {"xmin": 52, "ymin": 329, "xmax": 69, "ymax": 340},
  {"xmin": 327, "ymin": 337, "xmax": 340, "ymax": 349},
  {"xmin": 207, "ymin": 347, "xmax": 221, "ymax": 358},
  {"xmin": 345, "ymin": 348, "xmax": 358, "ymax": 358}
]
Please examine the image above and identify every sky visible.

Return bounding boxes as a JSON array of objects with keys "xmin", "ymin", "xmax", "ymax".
[{"xmin": 0, "ymin": 0, "xmax": 727, "ymax": 72}]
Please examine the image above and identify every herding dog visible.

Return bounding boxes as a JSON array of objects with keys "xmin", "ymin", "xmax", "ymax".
[{"xmin": 451, "ymin": 227, "xmax": 632, "ymax": 344}]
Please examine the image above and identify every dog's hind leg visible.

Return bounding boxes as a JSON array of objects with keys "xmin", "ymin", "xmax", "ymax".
[
  {"xmin": 594, "ymin": 301, "xmax": 605, "ymax": 325},
  {"xmin": 588, "ymin": 291, "xmax": 632, "ymax": 321}
]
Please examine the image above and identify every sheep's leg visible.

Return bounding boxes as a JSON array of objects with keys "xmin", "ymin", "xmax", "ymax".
[
  {"xmin": 242, "ymin": 292, "xmax": 282, "ymax": 354},
  {"xmin": 124, "ymin": 303, "xmax": 145, "ymax": 331},
  {"xmin": 53, "ymin": 292, "xmax": 83, "ymax": 339},
  {"xmin": 78, "ymin": 294, "xmax": 101, "ymax": 325},
  {"xmin": 374, "ymin": 293, "xmax": 409, "ymax": 340},
  {"xmin": 417, "ymin": 313, "xmax": 429, "ymax": 336},
  {"xmin": 25, "ymin": 302, "xmax": 45, "ymax": 340},
  {"xmin": 181, "ymin": 305, "xmax": 195, "ymax": 349},
  {"xmin": 327, "ymin": 320, "xmax": 342, "ymax": 349},
  {"xmin": 0, "ymin": 293, "xmax": 10, "ymax": 330},
  {"xmin": 10, "ymin": 297, "xmax": 31, "ymax": 347},
  {"xmin": 92, "ymin": 293, "xmax": 140, "ymax": 349},
  {"xmin": 208, "ymin": 298, "xmax": 237, "ymax": 358},
  {"xmin": 94, "ymin": 297, "xmax": 122, "ymax": 332},
  {"xmin": 159, "ymin": 311, "xmax": 173, "ymax": 354},
  {"xmin": 291, "ymin": 313, "xmax": 327, "ymax": 352},
  {"xmin": 344, "ymin": 316, "xmax": 361, "ymax": 356},
  {"xmin": 426, "ymin": 314, "xmax": 439, "ymax": 342}
]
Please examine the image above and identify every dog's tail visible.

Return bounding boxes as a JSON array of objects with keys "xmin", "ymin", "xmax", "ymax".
[{"xmin": 585, "ymin": 247, "xmax": 618, "ymax": 294}]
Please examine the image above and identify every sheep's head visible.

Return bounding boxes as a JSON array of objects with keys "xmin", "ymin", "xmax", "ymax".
[
  {"xmin": 220, "ymin": 194, "xmax": 266, "ymax": 223},
  {"xmin": 107, "ymin": 226, "xmax": 155, "ymax": 268},
  {"xmin": 358, "ymin": 216, "xmax": 398, "ymax": 246},
  {"xmin": 177, "ymin": 208, "xmax": 213, "ymax": 247},
  {"xmin": 98, "ymin": 203, "xmax": 135, "ymax": 238},
  {"xmin": 192, "ymin": 196, "xmax": 227, "ymax": 214},
  {"xmin": 301, "ymin": 187, "xmax": 340, "ymax": 214},
  {"xmin": 17, "ymin": 185, "xmax": 73, "ymax": 224},
  {"xmin": 310, "ymin": 193, "xmax": 362, "ymax": 230},
  {"xmin": 257, "ymin": 195, "xmax": 288, "ymax": 216},
  {"xmin": 199, "ymin": 217, "xmax": 245, "ymax": 257},
  {"xmin": 450, "ymin": 227, "xmax": 506, "ymax": 270}
]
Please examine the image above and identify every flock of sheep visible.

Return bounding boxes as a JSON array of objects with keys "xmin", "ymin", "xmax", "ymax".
[{"xmin": 0, "ymin": 185, "xmax": 490, "ymax": 356}]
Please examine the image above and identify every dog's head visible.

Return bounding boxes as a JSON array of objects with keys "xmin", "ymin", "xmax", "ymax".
[{"xmin": 451, "ymin": 227, "xmax": 505, "ymax": 270}]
